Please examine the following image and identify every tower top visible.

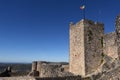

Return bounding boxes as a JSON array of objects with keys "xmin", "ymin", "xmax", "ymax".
[{"xmin": 69, "ymin": 19, "xmax": 104, "ymax": 28}]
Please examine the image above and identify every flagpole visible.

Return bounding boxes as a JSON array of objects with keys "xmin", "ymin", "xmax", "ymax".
[
  {"xmin": 84, "ymin": 0, "xmax": 86, "ymax": 20},
  {"xmin": 83, "ymin": 7, "xmax": 85, "ymax": 20},
  {"xmin": 80, "ymin": 5, "xmax": 85, "ymax": 20},
  {"xmin": 80, "ymin": 1, "xmax": 86, "ymax": 20}
]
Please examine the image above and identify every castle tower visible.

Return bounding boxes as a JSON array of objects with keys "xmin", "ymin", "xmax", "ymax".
[
  {"xmin": 69, "ymin": 19, "xmax": 104, "ymax": 76},
  {"xmin": 116, "ymin": 15, "xmax": 120, "ymax": 59},
  {"xmin": 32, "ymin": 61, "xmax": 37, "ymax": 71}
]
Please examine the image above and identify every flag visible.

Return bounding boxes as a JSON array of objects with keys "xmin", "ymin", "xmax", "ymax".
[{"xmin": 80, "ymin": 5, "xmax": 85, "ymax": 10}]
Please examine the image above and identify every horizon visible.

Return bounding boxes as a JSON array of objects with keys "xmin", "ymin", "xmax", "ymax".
[{"xmin": 0, "ymin": 0, "xmax": 120, "ymax": 63}]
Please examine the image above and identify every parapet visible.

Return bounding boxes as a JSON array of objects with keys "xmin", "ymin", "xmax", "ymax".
[
  {"xmin": 70, "ymin": 19, "xmax": 104, "ymax": 28},
  {"xmin": 84, "ymin": 19, "xmax": 103, "ymax": 26}
]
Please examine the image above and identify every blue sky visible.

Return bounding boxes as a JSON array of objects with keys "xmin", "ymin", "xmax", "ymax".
[{"xmin": 0, "ymin": 0, "xmax": 120, "ymax": 63}]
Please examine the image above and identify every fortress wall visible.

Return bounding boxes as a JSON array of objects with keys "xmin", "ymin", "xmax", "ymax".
[
  {"xmin": 31, "ymin": 61, "xmax": 69, "ymax": 77},
  {"xmin": 104, "ymin": 32, "xmax": 118, "ymax": 59},
  {"xmin": 40, "ymin": 64, "xmax": 62, "ymax": 77},
  {"xmin": 84, "ymin": 20, "xmax": 104, "ymax": 75}
]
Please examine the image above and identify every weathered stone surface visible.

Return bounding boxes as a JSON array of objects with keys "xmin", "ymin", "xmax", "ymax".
[
  {"xmin": 98, "ymin": 66, "xmax": 120, "ymax": 80},
  {"xmin": 101, "ymin": 55, "xmax": 115, "ymax": 72},
  {"xmin": 29, "ymin": 70, "xmax": 39, "ymax": 77},
  {"xmin": 69, "ymin": 20, "xmax": 85, "ymax": 76},
  {"xmin": 29, "ymin": 61, "xmax": 71, "ymax": 78},
  {"xmin": 104, "ymin": 32, "xmax": 118, "ymax": 59},
  {"xmin": 40, "ymin": 64, "xmax": 61, "ymax": 77},
  {"xmin": 84, "ymin": 20, "xmax": 104, "ymax": 76}
]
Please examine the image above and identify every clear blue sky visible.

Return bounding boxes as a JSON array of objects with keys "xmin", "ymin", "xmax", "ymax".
[{"xmin": 0, "ymin": 0, "xmax": 120, "ymax": 63}]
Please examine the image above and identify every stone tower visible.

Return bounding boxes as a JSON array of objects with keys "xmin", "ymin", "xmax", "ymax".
[
  {"xmin": 69, "ymin": 19, "xmax": 104, "ymax": 76},
  {"xmin": 116, "ymin": 15, "xmax": 120, "ymax": 59}
]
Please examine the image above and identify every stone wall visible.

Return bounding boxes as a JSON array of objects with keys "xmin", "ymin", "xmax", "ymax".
[
  {"xmin": 98, "ymin": 65, "xmax": 120, "ymax": 80},
  {"xmin": 40, "ymin": 64, "xmax": 62, "ymax": 77},
  {"xmin": 69, "ymin": 20, "xmax": 85, "ymax": 76},
  {"xmin": 103, "ymin": 15, "xmax": 120, "ymax": 60},
  {"xmin": 30, "ymin": 61, "xmax": 71, "ymax": 77},
  {"xmin": 104, "ymin": 32, "xmax": 118, "ymax": 59},
  {"xmin": 84, "ymin": 20, "xmax": 104, "ymax": 75}
]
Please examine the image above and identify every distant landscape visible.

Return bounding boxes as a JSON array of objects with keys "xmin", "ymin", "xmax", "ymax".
[{"xmin": 0, "ymin": 63, "xmax": 31, "ymax": 76}]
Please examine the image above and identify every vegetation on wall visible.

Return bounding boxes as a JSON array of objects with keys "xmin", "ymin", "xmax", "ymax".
[{"xmin": 88, "ymin": 30, "xmax": 93, "ymax": 42}]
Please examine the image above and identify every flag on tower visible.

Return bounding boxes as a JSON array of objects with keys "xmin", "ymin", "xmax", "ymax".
[
  {"xmin": 80, "ymin": 5, "xmax": 85, "ymax": 10},
  {"xmin": 80, "ymin": 5, "xmax": 86, "ymax": 19}
]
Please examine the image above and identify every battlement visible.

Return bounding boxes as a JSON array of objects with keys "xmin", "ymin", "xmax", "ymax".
[
  {"xmin": 70, "ymin": 19, "xmax": 104, "ymax": 28},
  {"xmin": 84, "ymin": 19, "xmax": 103, "ymax": 26}
]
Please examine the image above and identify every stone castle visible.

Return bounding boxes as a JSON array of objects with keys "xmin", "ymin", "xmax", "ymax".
[
  {"xmin": 69, "ymin": 15, "xmax": 120, "ymax": 77},
  {"xmin": 1, "ymin": 15, "xmax": 120, "ymax": 80},
  {"xmin": 29, "ymin": 15, "xmax": 120, "ymax": 77},
  {"xmin": 28, "ymin": 15, "xmax": 120, "ymax": 79}
]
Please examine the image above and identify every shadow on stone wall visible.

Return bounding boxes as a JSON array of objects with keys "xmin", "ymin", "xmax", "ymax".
[{"xmin": 35, "ymin": 76, "xmax": 83, "ymax": 80}]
